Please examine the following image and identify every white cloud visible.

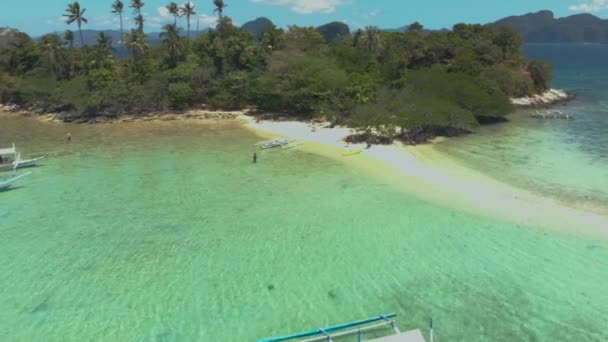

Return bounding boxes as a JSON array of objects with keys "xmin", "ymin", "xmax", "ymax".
[
  {"xmin": 147, "ymin": 6, "xmax": 218, "ymax": 29},
  {"xmin": 369, "ymin": 9, "xmax": 381, "ymax": 17},
  {"xmin": 569, "ymin": 0, "xmax": 608, "ymax": 12},
  {"xmin": 249, "ymin": 0, "xmax": 349, "ymax": 14},
  {"xmin": 198, "ymin": 14, "xmax": 219, "ymax": 27},
  {"xmin": 46, "ymin": 17, "xmax": 65, "ymax": 26},
  {"xmin": 158, "ymin": 7, "xmax": 172, "ymax": 19}
]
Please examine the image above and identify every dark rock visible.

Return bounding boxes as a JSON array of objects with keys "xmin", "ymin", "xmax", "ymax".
[
  {"xmin": 476, "ymin": 115, "xmax": 509, "ymax": 125},
  {"xmin": 30, "ymin": 301, "xmax": 50, "ymax": 314},
  {"xmin": 317, "ymin": 22, "xmax": 350, "ymax": 43},
  {"xmin": 327, "ymin": 289, "xmax": 338, "ymax": 299},
  {"xmin": 242, "ymin": 17, "xmax": 275, "ymax": 40}
]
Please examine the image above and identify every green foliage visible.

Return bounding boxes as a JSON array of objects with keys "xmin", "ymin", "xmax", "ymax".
[
  {"xmin": 86, "ymin": 68, "xmax": 116, "ymax": 90},
  {"xmin": 352, "ymin": 69, "xmax": 511, "ymax": 136},
  {"xmin": 402, "ymin": 70, "xmax": 513, "ymax": 119},
  {"xmin": 168, "ymin": 82, "xmax": 193, "ymax": 109},
  {"xmin": 252, "ymin": 52, "xmax": 351, "ymax": 120},
  {"xmin": 0, "ymin": 16, "xmax": 551, "ymax": 135},
  {"xmin": 527, "ymin": 60, "xmax": 553, "ymax": 92},
  {"xmin": 481, "ymin": 64, "xmax": 533, "ymax": 97}
]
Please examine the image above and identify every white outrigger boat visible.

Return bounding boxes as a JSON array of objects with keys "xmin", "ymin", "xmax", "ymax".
[
  {"xmin": 255, "ymin": 138, "xmax": 298, "ymax": 150},
  {"xmin": 531, "ymin": 110, "xmax": 574, "ymax": 120},
  {"xmin": 0, "ymin": 172, "xmax": 31, "ymax": 191},
  {"xmin": 0, "ymin": 143, "xmax": 46, "ymax": 171},
  {"xmin": 13, "ymin": 153, "xmax": 47, "ymax": 169},
  {"xmin": 258, "ymin": 313, "xmax": 432, "ymax": 342}
]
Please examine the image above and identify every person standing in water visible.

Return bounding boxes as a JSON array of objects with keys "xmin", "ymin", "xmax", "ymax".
[
  {"xmin": 66, "ymin": 133, "xmax": 72, "ymax": 142},
  {"xmin": 253, "ymin": 152, "xmax": 257, "ymax": 164}
]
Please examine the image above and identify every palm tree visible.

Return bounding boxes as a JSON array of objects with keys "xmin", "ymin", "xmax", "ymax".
[
  {"xmin": 40, "ymin": 34, "xmax": 65, "ymax": 79},
  {"xmin": 124, "ymin": 29, "xmax": 147, "ymax": 63},
  {"xmin": 130, "ymin": 0, "xmax": 145, "ymax": 33},
  {"xmin": 261, "ymin": 25, "xmax": 284, "ymax": 51},
  {"xmin": 64, "ymin": 30, "xmax": 75, "ymax": 49},
  {"xmin": 111, "ymin": 0, "xmax": 125, "ymax": 43},
  {"xmin": 166, "ymin": 2, "xmax": 179, "ymax": 25},
  {"xmin": 213, "ymin": 0, "xmax": 227, "ymax": 20},
  {"xmin": 179, "ymin": 2, "xmax": 196, "ymax": 42},
  {"xmin": 134, "ymin": 14, "xmax": 145, "ymax": 34},
  {"xmin": 358, "ymin": 26, "xmax": 382, "ymax": 54},
  {"xmin": 63, "ymin": 2, "xmax": 88, "ymax": 50},
  {"xmin": 352, "ymin": 29, "xmax": 362, "ymax": 48},
  {"xmin": 160, "ymin": 24, "xmax": 183, "ymax": 67},
  {"xmin": 93, "ymin": 33, "xmax": 114, "ymax": 69},
  {"xmin": 96, "ymin": 32, "xmax": 112, "ymax": 52}
]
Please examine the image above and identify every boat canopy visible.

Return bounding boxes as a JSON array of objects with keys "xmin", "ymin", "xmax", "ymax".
[{"xmin": 0, "ymin": 143, "xmax": 16, "ymax": 157}]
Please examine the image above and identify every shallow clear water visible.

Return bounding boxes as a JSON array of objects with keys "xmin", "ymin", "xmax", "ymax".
[
  {"xmin": 1, "ymin": 116, "xmax": 608, "ymax": 341},
  {"xmin": 436, "ymin": 44, "xmax": 608, "ymax": 212}
]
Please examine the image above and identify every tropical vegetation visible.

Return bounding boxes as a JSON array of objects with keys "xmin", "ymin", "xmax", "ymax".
[{"xmin": 0, "ymin": 1, "xmax": 554, "ymax": 143}]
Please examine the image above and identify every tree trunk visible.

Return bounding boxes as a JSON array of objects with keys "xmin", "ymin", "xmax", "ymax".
[
  {"xmin": 78, "ymin": 23, "xmax": 87, "ymax": 56},
  {"xmin": 119, "ymin": 13, "xmax": 124, "ymax": 44},
  {"xmin": 187, "ymin": 16, "xmax": 191, "ymax": 42}
]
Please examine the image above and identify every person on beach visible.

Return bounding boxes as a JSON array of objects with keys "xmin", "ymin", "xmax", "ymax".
[
  {"xmin": 66, "ymin": 133, "xmax": 72, "ymax": 142},
  {"xmin": 253, "ymin": 152, "xmax": 257, "ymax": 164}
]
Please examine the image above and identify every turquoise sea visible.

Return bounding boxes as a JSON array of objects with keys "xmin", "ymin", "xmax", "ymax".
[
  {"xmin": 1, "ymin": 45, "xmax": 608, "ymax": 341},
  {"xmin": 436, "ymin": 44, "xmax": 608, "ymax": 212}
]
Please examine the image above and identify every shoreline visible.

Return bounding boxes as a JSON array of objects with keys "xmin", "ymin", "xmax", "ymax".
[
  {"xmin": 510, "ymin": 88, "xmax": 572, "ymax": 107},
  {"xmin": 0, "ymin": 87, "xmax": 573, "ymax": 124},
  {"xmin": 2, "ymin": 108, "xmax": 605, "ymax": 237},
  {"xmin": 0, "ymin": 104, "xmax": 248, "ymax": 124},
  {"xmin": 242, "ymin": 116, "xmax": 608, "ymax": 238}
]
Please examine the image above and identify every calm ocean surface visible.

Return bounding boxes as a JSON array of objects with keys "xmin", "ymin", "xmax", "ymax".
[
  {"xmin": 437, "ymin": 44, "xmax": 608, "ymax": 212},
  {"xmin": 0, "ymin": 45, "xmax": 607, "ymax": 341}
]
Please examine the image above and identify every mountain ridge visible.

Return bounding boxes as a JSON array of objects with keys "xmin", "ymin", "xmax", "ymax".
[
  {"xmin": 494, "ymin": 10, "xmax": 608, "ymax": 43},
  {"xmin": 16, "ymin": 10, "xmax": 608, "ymax": 46}
]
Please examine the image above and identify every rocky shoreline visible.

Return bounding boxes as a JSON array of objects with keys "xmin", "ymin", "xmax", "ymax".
[
  {"xmin": 0, "ymin": 103, "xmax": 245, "ymax": 124},
  {"xmin": 510, "ymin": 89, "xmax": 573, "ymax": 107},
  {"xmin": 0, "ymin": 88, "xmax": 574, "ymax": 145}
]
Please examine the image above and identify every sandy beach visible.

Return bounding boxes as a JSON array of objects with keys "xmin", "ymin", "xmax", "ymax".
[{"xmin": 243, "ymin": 116, "xmax": 608, "ymax": 238}]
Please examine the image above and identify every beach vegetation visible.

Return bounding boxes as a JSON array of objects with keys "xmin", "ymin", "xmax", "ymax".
[{"xmin": 0, "ymin": 2, "xmax": 554, "ymax": 141}]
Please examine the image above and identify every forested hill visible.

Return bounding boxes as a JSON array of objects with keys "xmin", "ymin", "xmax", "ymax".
[
  {"xmin": 0, "ymin": 4, "xmax": 552, "ymax": 143},
  {"xmin": 494, "ymin": 10, "xmax": 608, "ymax": 44}
]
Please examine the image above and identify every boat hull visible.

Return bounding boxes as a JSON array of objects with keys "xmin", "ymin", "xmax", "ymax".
[
  {"xmin": 0, "ymin": 172, "xmax": 31, "ymax": 191},
  {"xmin": 14, "ymin": 156, "xmax": 46, "ymax": 169},
  {"xmin": 0, "ymin": 164, "xmax": 13, "ymax": 172}
]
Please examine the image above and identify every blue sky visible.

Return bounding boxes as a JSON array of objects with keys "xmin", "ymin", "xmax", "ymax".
[{"xmin": 2, "ymin": 0, "xmax": 608, "ymax": 36}]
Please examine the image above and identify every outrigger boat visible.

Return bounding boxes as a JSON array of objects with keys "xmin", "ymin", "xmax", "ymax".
[
  {"xmin": 13, "ymin": 153, "xmax": 46, "ymax": 169},
  {"xmin": 0, "ymin": 143, "xmax": 46, "ymax": 171},
  {"xmin": 531, "ymin": 110, "xmax": 574, "ymax": 120},
  {"xmin": 0, "ymin": 172, "xmax": 31, "ymax": 191},
  {"xmin": 259, "ymin": 313, "xmax": 430, "ymax": 342},
  {"xmin": 256, "ymin": 138, "xmax": 297, "ymax": 150}
]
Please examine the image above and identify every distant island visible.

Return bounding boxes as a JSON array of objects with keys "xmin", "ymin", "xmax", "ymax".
[
  {"xmin": 494, "ymin": 10, "xmax": 608, "ymax": 44},
  {"xmin": 0, "ymin": 1, "xmax": 555, "ymax": 144}
]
